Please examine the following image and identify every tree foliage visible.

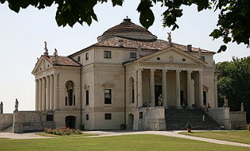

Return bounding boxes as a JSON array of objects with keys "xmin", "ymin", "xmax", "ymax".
[
  {"xmin": 217, "ymin": 56, "xmax": 250, "ymax": 111},
  {"xmin": 1, "ymin": 0, "xmax": 250, "ymax": 52}
]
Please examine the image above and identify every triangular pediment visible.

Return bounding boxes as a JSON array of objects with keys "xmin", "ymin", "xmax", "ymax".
[
  {"xmin": 32, "ymin": 56, "xmax": 53, "ymax": 74},
  {"xmin": 134, "ymin": 47, "xmax": 206, "ymax": 65}
]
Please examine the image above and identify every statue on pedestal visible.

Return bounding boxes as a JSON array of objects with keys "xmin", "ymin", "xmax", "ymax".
[
  {"xmin": 158, "ymin": 94, "xmax": 162, "ymax": 106},
  {"xmin": 0, "ymin": 102, "xmax": 3, "ymax": 114},
  {"xmin": 15, "ymin": 99, "xmax": 19, "ymax": 112},
  {"xmin": 223, "ymin": 97, "xmax": 228, "ymax": 107},
  {"xmin": 241, "ymin": 102, "xmax": 244, "ymax": 111}
]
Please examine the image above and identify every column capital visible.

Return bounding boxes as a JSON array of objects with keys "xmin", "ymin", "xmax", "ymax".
[
  {"xmin": 150, "ymin": 69, "xmax": 156, "ymax": 72},
  {"xmin": 137, "ymin": 68, "xmax": 143, "ymax": 72},
  {"xmin": 54, "ymin": 73, "xmax": 60, "ymax": 76},
  {"xmin": 162, "ymin": 69, "xmax": 168, "ymax": 72},
  {"xmin": 176, "ymin": 70, "xmax": 181, "ymax": 73},
  {"xmin": 187, "ymin": 70, "xmax": 193, "ymax": 73}
]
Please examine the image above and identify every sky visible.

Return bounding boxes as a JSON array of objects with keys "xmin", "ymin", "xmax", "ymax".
[{"xmin": 1, "ymin": 1, "xmax": 250, "ymax": 113}]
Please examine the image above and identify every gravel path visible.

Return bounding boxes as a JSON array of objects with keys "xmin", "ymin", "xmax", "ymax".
[{"xmin": 0, "ymin": 130, "xmax": 250, "ymax": 148}]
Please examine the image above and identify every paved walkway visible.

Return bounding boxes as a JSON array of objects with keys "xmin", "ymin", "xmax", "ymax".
[{"xmin": 0, "ymin": 131, "xmax": 250, "ymax": 148}]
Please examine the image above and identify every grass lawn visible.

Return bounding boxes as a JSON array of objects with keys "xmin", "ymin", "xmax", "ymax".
[
  {"xmin": 0, "ymin": 134, "xmax": 249, "ymax": 151},
  {"xmin": 180, "ymin": 130, "xmax": 250, "ymax": 144}
]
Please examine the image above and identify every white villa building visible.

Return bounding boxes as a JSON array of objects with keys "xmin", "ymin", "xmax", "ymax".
[{"xmin": 31, "ymin": 17, "xmax": 218, "ymax": 130}]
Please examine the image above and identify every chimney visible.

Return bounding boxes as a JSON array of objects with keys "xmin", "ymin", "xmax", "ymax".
[{"xmin": 187, "ymin": 44, "xmax": 192, "ymax": 51}]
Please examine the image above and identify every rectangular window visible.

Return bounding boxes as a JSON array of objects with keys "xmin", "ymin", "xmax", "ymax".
[
  {"xmin": 132, "ymin": 89, "xmax": 135, "ymax": 103},
  {"xmin": 86, "ymin": 90, "xmax": 89, "ymax": 105},
  {"xmin": 46, "ymin": 115, "xmax": 54, "ymax": 121},
  {"xmin": 77, "ymin": 56, "xmax": 81, "ymax": 62},
  {"xmin": 85, "ymin": 53, "xmax": 89, "ymax": 60},
  {"xmin": 86, "ymin": 114, "xmax": 89, "ymax": 121},
  {"xmin": 73, "ymin": 95, "xmax": 75, "ymax": 106},
  {"xmin": 199, "ymin": 56, "xmax": 205, "ymax": 61},
  {"xmin": 104, "ymin": 89, "xmax": 112, "ymax": 104},
  {"xmin": 104, "ymin": 51, "xmax": 111, "ymax": 59},
  {"xmin": 139, "ymin": 112, "xmax": 143, "ymax": 119},
  {"xmin": 130, "ymin": 52, "xmax": 137, "ymax": 58},
  {"xmin": 105, "ymin": 113, "xmax": 112, "ymax": 120}
]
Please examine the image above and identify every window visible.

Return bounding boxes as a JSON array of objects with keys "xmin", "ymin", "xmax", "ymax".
[
  {"xmin": 104, "ymin": 51, "xmax": 111, "ymax": 58},
  {"xmin": 85, "ymin": 53, "xmax": 89, "ymax": 60},
  {"xmin": 86, "ymin": 114, "xmax": 89, "ymax": 121},
  {"xmin": 105, "ymin": 113, "xmax": 112, "ymax": 120},
  {"xmin": 139, "ymin": 112, "xmax": 143, "ymax": 119},
  {"xmin": 86, "ymin": 90, "xmax": 89, "ymax": 105},
  {"xmin": 130, "ymin": 52, "xmax": 137, "ymax": 58},
  {"xmin": 132, "ymin": 89, "xmax": 134, "ymax": 103},
  {"xmin": 77, "ymin": 56, "xmax": 81, "ymax": 62},
  {"xmin": 104, "ymin": 89, "xmax": 112, "ymax": 104},
  {"xmin": 46, "ymin": 115, "xmax": 54, "ymax": 121},
  {"xmin": 199, "ymin": 56, "xmax": 205, "ymax": 61}
]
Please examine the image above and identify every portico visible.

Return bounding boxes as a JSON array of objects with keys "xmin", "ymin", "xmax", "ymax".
[{"xmin": 35, "ymin": 73, "xmax": 59, "ymax": 111}]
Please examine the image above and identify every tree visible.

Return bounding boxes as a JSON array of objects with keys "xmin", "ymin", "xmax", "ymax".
[
  {"xmin": 1, "ymin": 0, "xmax": 250, "ymax": 52},
  {"xmin": 217, "ymin": 56, "xmax": 250, "ymax": 111}
]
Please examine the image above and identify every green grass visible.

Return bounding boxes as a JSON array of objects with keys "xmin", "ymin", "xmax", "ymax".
[
  {"xmin": 0, "ymin": 134, "xmax": 249, "ymax": 151},
  {"xmin": 180, "ymin": 130, "xmax": 250, "ymax": 144}
]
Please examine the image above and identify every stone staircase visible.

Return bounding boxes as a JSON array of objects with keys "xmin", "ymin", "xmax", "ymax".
[{"xmin": 165, "ymin": 109, "xmax": 220, "ymax": 130}]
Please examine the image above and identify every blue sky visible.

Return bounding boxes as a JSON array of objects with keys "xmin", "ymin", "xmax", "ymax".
[{"xmin": 1, "ymin": 1, "xmax": 250, "ymax": 113}]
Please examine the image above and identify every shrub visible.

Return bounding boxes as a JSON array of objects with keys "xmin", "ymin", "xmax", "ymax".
[{"xmin": 44, "ymin": 127, "xmax": 82, "ymax": 136}]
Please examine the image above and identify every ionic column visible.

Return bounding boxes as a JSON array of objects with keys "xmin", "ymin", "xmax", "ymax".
[
  {"xmin": 54, "ymin": 73, "xmax": 59, "ymax": 110},
  {"xmin": 46, "ymin": 76, "xmax": 50, "ymax": 110},
  {"xmin": 42, "ymin": 77, "xmax": 46, "ymax": 111},
  {"xmin": 150, "ymin": 69, "xmax": 155, "ymax": 106},
  {"xmin": 199, "ymin": 71, "xmax": 203, "ymax": 106},
  {"xmin": 214, "ymin": 74, "xmax": 218, "ymax": 108},
  {"xmin": 138, "ymin": 69, "xmax": 143, "ymax": 107},
  {"xmin": 50, "ymin": 75, "xmax": 54, "ymax": 110},
  {"xmin": 35, "ymin": 79, "xmax": 39, "ymax": 111},
  {"xmin": 39, "ymin": 79, "xmax": 42, "ymax": 111},
  {"xmin": 162, "ymin": 69, "xmax": 167, "ymax": 107},
  {"xmin": 187, "ymin": 70, "xmax": 192, "ymax": 107},
  {"xmin": 176, "ymin": 70, "xmax": 181, "ymax": 107},
  {"xmin": 134, "ymin": 73, "xmax": 138, "ymax": 106}
]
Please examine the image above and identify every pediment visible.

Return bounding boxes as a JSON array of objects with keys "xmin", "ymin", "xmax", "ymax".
[
  {"xmin": 135, "ymin": 47, "xmax": 206, "ymax": 65},
  {"xmin": 32, "ymin": 56, "xmax": 52, "ymax": 74}
]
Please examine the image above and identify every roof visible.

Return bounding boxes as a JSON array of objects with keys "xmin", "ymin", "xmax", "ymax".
[
  {"xmin": 97, "ymin": 17, "xmax": 157, "ymax": 42},
  {"xmin": 94, "ymin": 37, "xmax": 214, "ymax": 53},
  {"xmin": 42, "ymin": 55, "xmax": 81, "ymax": 67}
]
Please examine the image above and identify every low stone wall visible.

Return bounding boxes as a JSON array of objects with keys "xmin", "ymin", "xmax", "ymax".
[
  {"xmin": 138, "ymin": 107, "xmax": 166, "ymax": 130},
  {"xmin": 207, "ymin": 107, "xmax": 231, "ymax": 129},
  {"xmin": 230, "ymin": 111, "xmax": 247, "ymax": 129},
  {"xmin": 13, "ymin": 111, "xmax": 55, "ymax": 133},
  {"xmin": 0, "ymin": 114, "xmax": 13, "ymax": 131}
]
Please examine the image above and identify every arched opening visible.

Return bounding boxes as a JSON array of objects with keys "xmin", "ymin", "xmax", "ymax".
[
  {"xmin": 65, "ymin": 116, "xmax": 76, "ymax": 128},
  {"xmin": 127, "ymin": 114, "xmax": 134, "ymax": 130},
  {"xmin": 128, "ymin": 77, "xmax": 135, "ymax": 103},
  {"xmin": 65, "ymin": 81, "xmax": 74, "ymax": 106}
]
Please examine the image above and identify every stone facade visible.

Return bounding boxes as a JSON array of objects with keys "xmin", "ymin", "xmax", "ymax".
[{"xmin": 1, "ymin": 18, "xmax": 236, "ymax": 132}]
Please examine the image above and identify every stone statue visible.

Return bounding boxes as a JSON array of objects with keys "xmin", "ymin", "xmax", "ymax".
[
  {"xmin": 167, "ymin": 32, "xmax": 173, "ymax": 46},
  {"xmin": 241, "ymin": 102, "xmax": 244, "ymax": 111},
  {"xmin": 223, "ymin": 97, "xmax": 228, "ymax": 107},
  {"xmin": 53, "ymin": 49, "xmax": 59, "ymax": 64},
  {"xmin": 158, "ymin": 94, "xmax": 162, "ymax": 106},
  {"xmin": 15, "ymin": 99, "xmax": 19, "ymax": 111},
  {"xmin": 44, "ymin": 41, "xmax": 49, "ymax": 56},
  {"xmin": 0, "ymin": 102, "xmax": 3, "ymax": 114}
]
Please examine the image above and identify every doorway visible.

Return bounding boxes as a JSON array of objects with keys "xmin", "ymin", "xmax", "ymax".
[
  {"xmin": 65, "ymin": 116, "xmax": 76, "ymax": 128},
  {"xmin": 155, "ymin": 85, "xmax": 162, "ymax": 106}
]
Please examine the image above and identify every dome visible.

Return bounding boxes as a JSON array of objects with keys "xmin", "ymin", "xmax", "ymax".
[{"xmin": 97, "ymin": 17, "xmax": 157, "ymax": 42}]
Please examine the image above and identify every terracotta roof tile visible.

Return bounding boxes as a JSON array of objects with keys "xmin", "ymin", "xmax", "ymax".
[
  {"xmin": 94, "ymin": 37, "xmax": 214, "ymax": 53},
  {"xmin": 42, "ymin": 55, "xmax": 81, "ymax": 67}
]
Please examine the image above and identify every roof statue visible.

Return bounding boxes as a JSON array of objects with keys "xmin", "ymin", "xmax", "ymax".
[
  {"xmin": 53, "ymin": 49, "xmax": 59, "ymax": 64},
  {"xmin": 44, "ymin": 41, "xmax": 49, "ymax": 56},
  {"xmin": 168, "ymin": 32, "xmax": 173, "ymax": 46}
]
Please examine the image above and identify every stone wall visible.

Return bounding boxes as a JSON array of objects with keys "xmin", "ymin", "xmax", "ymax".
[
  {"xmin": 0, "ymin": 114, "xmax": 13, "ymax": 131},
  {"xmin": 13, "ymin": 111, "xmax": 55, "ymax": 133},
  {"xmin": 138, "ymin": 107, "xmax": 166, "ymax": 130},
  {"xmin": 207, "ymin": 107, "xmax": 231, "ymax": 129},
  {"xmin": 230, "ymin": 111, "xmax": 247, "ymax": 129}
]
